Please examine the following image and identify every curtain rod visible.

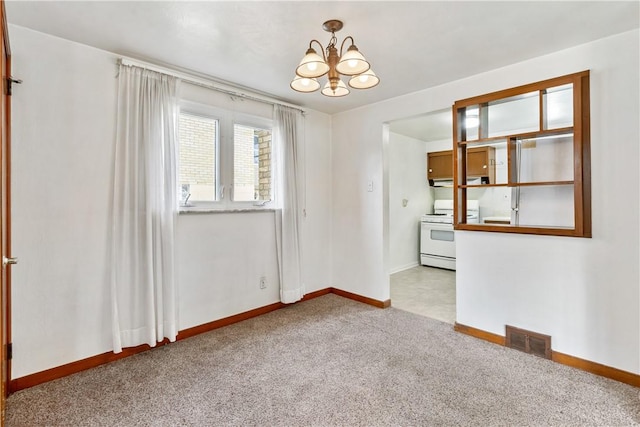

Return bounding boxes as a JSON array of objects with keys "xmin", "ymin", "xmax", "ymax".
[{"xmin": 118, "ymin": 57, "xmax": 306, "ymax": 113}]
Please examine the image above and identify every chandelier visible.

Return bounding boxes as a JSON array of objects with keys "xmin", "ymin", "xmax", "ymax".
[{"xmin": 290, "ymin": 20, "xmax": 379, "ymax": 97}]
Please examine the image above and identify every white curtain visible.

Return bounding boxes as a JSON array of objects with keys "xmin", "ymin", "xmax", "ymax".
[
  {"xmin": 110, "ymin": 64, "xmax": 180, "ymax": 353},
  {"xmin": 273, "ymin": 105, "xmax": 304, "ymax": 304}
]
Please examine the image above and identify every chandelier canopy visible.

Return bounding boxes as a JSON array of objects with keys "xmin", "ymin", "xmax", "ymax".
[{"xmin": 290, "ymin": 20, "xmax": 380, "ymax": 98}]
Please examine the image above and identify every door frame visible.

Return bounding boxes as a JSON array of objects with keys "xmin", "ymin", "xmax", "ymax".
[{"xmin": 1, "ymin": 0, "xmax": 12, "ymax": 422}]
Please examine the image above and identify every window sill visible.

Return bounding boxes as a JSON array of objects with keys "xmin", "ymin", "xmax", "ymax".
[{"xmin": 178, "ymin": 207, "xmax": 277, "ymax": 215}]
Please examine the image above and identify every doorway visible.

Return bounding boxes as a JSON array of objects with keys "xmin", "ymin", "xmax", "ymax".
[
  {"xmin": 386, "ymin": 109, "xmax": 455, "ymax": 324},
  {"xmin": 1, "ymin": 0, "xmax": 12, "ymax": 423},
  {"xmin": 390, "ymin": 266, "xmax": 455, "ymax": 323}
]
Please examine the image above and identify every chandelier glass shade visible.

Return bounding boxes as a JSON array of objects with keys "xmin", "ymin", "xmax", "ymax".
[
  {"xmin": 322, "ymin": 79, "xmax": 349, "ymax": 97},
  {"xmin": 290, "ymin": 75, "xmax": 321, "ymax": 93},
  {"xmin": 295, "ymin": 49, "xmax": 330, "ymax": 78},
  {"xmin": 290, "ymin": 20, "xmax": 379, "ymax": 97},
  {"xmin": 348, "ymin": 69, "xmax": 380, "ymax": 90}
]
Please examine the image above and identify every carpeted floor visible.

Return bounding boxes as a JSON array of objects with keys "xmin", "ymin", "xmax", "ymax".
[{"xmin": 7, "ymin": 294, "xmax": 640, "ymax": 426}]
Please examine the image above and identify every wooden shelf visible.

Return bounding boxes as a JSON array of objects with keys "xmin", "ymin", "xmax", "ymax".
[
  {"xmin": 511, "ymin": 181, "xmax": 574, "ymax": 187},
  {"xmin": 459, "ymin": 183, "xmax": 509, "ymax": 189},
  {"xmin": 455, "ymin": 223, "xmax": 580, "ymax": 237},
  {"xmin": 511, "ymin": 127, "xmax": 574, "ymax": 140},
  {"xmin": 457, "ymin": 135, "xmax": 509, "ymax": 145},
  {"xmin": 458, "ymin": 181, "xmax": 573, "ymax": 189},
  {"xmin": 457, "ymin": 127, "xmax": 574, "ymax": 145},
  {"xmin": 452, "ymin": 70, "xmax": 591, "ymax": 238}
]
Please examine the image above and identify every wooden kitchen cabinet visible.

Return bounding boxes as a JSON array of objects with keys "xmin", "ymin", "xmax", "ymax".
[
  {"xmin": 427, "ymin": 150, "xmax": 453, "ymax": 181},
  {"xmin": 426, "ymin": 147, "xmax": 495, "ymax": 184},
  {"xmin": 467, "ymin": 146, "xmax": 495, "ymax": 183}
]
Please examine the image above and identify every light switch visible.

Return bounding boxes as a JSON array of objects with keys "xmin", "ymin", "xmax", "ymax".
[{"xmin": 367, "ymin": 181, "xmax": 374, "ymax": 192}]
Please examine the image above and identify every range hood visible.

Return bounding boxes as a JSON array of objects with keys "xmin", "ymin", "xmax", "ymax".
[
  {"xmin": 428, "ymin": 179, "xmax": 454, "ymax": 187},
  {"xmin": 428, "ymin": 177, "xmax": 486, "ymax": 187}
]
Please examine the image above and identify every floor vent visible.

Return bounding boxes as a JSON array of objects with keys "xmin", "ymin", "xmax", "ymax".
[{"xmin": 505, "ymin": 325, "xmax": 552, "ymax": 359}]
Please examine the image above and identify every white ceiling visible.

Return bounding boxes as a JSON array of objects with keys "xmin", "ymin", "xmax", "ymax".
[{"xmin": 5, "ymin": 1, "xmax": 640, "ymax": 115}]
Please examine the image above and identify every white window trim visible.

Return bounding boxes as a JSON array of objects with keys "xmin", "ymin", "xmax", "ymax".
[{"xmin": 178, "ymin": 100, "xmax": 275, "ymax": 212}]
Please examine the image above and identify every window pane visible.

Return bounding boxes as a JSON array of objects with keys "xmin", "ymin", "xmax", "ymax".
[
  {"xmin": 513, "ymin": 184, "xmax": 575, "ymax": 229},
  {"xmin": 543, "ymin": 84, "xmax": 573, "ymax": 130},
  {"xmin": 487, "ymin": 91, "xmax": 539, "ymax": 138},
  {"xmin": 233, "ymin": 124, "xmax": 272, "ymax": 202},
  {"xmin": 463, "ymin": 105, "xmax": 479, "ymax": 141},
  {"xmin": 512, "ymin": 133, "xmax": 574, "ymax": 183},
  {"xmin": 178, "ymin": 113, "xmax": 217, "ymax": 204}
]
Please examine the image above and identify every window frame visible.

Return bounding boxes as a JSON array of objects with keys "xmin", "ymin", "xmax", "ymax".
[
  {"xmin": 178, "ymin": 101, "xmax": 275, "ymax": 211},
  {"xmin": 231, "ymin": 114, "xmax": 274, "ymax": 205}
]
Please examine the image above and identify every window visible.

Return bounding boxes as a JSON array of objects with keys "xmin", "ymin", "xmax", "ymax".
[
  {"xmin": 178, "ymin": 102, "xmax": 273, "ymax": 209},
  {"xmin": 178, "ymin": 112, "xmax": 218, "ymax": 204},
  {"xmin": 233, "ymin": 123, "xmax": 272, "ymax": 202}
]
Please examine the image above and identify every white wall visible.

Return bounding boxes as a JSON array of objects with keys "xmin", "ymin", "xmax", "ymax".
[
  {"xmin": 388, "ymin": 132, "xmax": 430, "ymax": 273},
  {"xmin": 10, "ymin": 26, "xmax": 117, "ymax": 380},
  {"xmin": 331, "ymin": 30, "xmax": 640, "ymax": 374},
  {"xmin": 9, "ymin": 25, "xmax": 332, "ymax": 378}
]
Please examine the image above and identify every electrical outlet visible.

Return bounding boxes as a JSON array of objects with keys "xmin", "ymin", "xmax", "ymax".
[{"xmin": 259, "ymin": 276, "xmax": 267, "ymax": 289}]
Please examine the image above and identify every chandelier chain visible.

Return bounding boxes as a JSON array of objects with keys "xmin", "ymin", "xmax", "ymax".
[{"xmin": 326, "ymin": 33, "xmax": 338, "ymax": 56}]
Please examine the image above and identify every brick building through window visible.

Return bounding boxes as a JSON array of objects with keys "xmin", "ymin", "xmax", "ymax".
[{"xmin": 178, "ymin": 112, "xmax": 272, "ymax": 205}]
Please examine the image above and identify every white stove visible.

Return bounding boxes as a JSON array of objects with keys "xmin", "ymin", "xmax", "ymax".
[
  {"xmin": 421, "ymin": 200, "xmax": 479, "ymax": 224},
  {"xmin": 420, "ymin": 200, "xmax": 479, "ymax": 270},
  {"xmin": 421, "ymin": 213, "xmax": 479, "ymax": 224}
]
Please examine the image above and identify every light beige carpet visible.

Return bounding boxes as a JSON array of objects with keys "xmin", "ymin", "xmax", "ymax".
[{"xmin": 7, "ymin": 294, "xmax": 640, "ymax": 426}]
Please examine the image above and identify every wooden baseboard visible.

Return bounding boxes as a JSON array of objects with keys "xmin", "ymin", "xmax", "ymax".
[
  {"xmin": 9, "ymin": 286, "xmax": 373, "ymax": 392},
  {"xmin": 552, "ymin": 351, "xmax": 640, "ymax": 387},
  {"xmin": 304, "ymin": 288, "xmax": 333, "ymax": 301},
  {"xmin": 179, "ymin": 288, "xmax": 332, "ymax": 340},
  {"xmin": 9, "ymin": 339, "xmax": 174, "ymax": 392},
  {"xmin": 454, "ymin": 322, "xmax": 506, "ymax": 346},
  {"xmin": 454, "ymin": 322, "xmax": 640, "ymax": 388},
  {"xmin": 177, "ymin": 302, "xmax": 284, "ymax": 340},
  {"xmin": 330, "ymin": 287, "xmax": 391, "ymax": 308}
]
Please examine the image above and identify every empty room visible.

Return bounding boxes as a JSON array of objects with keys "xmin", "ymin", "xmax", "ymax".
[{"xmin": 0, "ymin": 1, "xmax": 639, "ymax": 425}]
